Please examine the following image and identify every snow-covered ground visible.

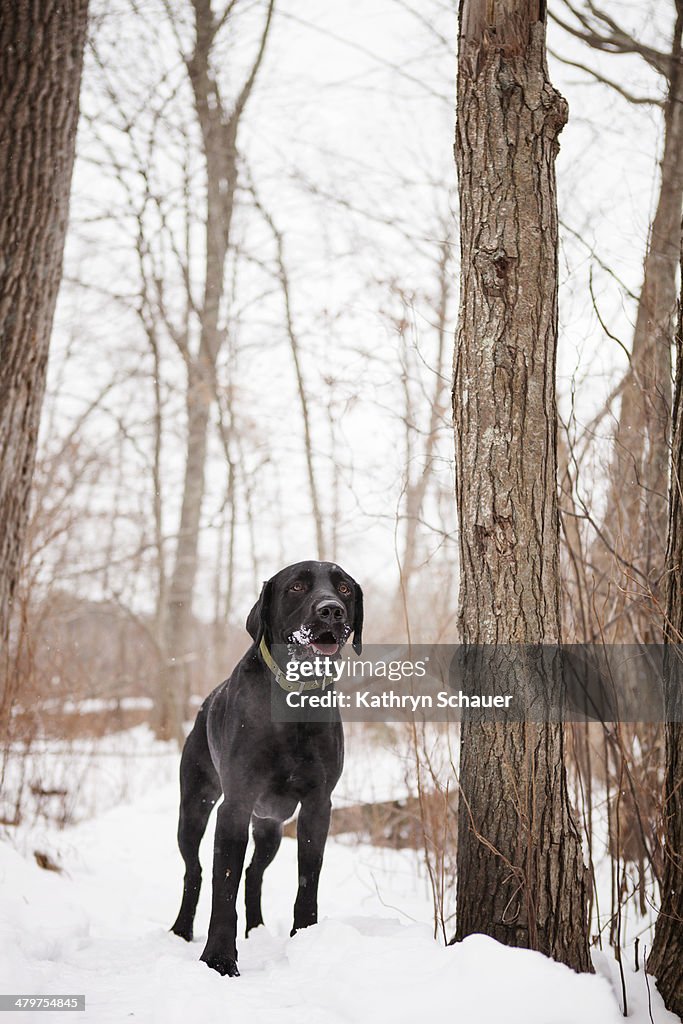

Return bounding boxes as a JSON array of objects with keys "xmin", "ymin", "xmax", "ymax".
[{"xmin": 0, "ymin": 729, "xmax": 678, "ymax": 1024}]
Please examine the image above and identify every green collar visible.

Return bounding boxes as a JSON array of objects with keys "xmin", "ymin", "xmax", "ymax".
[{"xmin": 259, "ymin": 636, "xmax": 333, "ymax": 693}]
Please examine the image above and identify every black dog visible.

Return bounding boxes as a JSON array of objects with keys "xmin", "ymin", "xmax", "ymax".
[{"xmin": 170, "ymin": 560, "xmax": 363, "ymax": 977}]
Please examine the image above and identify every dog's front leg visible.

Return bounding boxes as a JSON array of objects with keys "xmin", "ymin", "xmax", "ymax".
[
  {"xmin": 200, "ymin": 797, "xmax": 251, "ymax": 977},
  {"xmin": 291, "ymin": 789, "xmax": 332, "ymax": 936}
]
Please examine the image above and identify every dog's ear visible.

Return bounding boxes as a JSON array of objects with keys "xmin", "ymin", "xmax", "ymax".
[
  {"xmin": 352, "ymin": 581, "xmax": 364, "ymax": 655},
  {"xmin": 246, "ymin": 580, "xmax": 273, "ymax": 645}
]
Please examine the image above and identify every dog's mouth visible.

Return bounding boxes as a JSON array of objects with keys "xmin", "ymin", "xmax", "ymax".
[
  {"xmin": 309, "ymin": 630, "xmax": 339, "ymax": 656},
  {"xmin": 287, "ymin": 625, "xmax": 348, "ymax": 657}
]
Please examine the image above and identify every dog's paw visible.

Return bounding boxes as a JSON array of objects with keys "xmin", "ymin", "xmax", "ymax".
[
  {"xmin": 170, "ymin": 922, "xmax": 193, "ymax": 942},
  {"xmin": 290, "ymin": 920, "xmax": 316, "ymax": 938},
  {"xmin": 291, "ymin": 913, "xmax": 317, "ymax": 937},
  {"xmin": 200, "ymin": 951, "xmax": 240, "ymax": 977}
]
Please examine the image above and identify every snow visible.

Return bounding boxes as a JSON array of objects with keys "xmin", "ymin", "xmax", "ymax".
[
  {"xmin": 288, "ymin": 626, "xmax": 314, "ymax": 645},
  {"xmin": 1, "ymin": 727, "xmax": 179, "ymax": 827},
  {"xmin": 0, "ymin": 732, "xmax": 678, "ymax": 1024}
]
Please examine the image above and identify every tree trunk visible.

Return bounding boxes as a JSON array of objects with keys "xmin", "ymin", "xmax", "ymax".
[
  {"xmin": 156, "ymin": 370, "xmax": 212, "ymax": 743},
  {"xmin": 596, "ymin": 3, "xmax": 683, "ymax": 643},
  {"xmin": 0, "ymin": 1, "xmax": 88, "ymax": 679},
  {"xmin": 648, "ymin": 228, "xmax": 683, "ymax": 1019},
  {"xmin": 153, "ymin": 0, "xmax": 274, "ymax": 742},
  {"xmin": 278, "ymin": 231, "xmax": 326, "ymax": 561},
  {"xmin": 580, "ymin": 4, "xmax": 683, "ymax": 888},
  {"xmin": 252, "ymin": 197, "xmax": 327, "ymax": 560},
  {"xmin": 452, "ymin": 0, "xmax": 591, "ymax": 972},
  {"xmin": 397, "ymin": 241, "xmax": 451, "ymax": 633}
]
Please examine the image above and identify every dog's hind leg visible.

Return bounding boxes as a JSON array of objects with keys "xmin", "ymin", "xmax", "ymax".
[
  {"xmin": 171, "ymin": 719, "xmax": 221, "ymax": 942},
  {"xmin": 244, "ymin": 816, "xmax": 282, "ymax": 936}
]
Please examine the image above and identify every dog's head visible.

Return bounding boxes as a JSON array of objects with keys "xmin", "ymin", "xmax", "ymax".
[{"xmin": 246, "ymin": 560, "xmax": 364, "ymax": 657}]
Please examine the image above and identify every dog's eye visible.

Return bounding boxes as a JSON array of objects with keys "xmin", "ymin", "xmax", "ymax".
[
  {"xmin": 289, "ymin": 582, "xmax": 305, "ymax": 592},
  {"xmin": 338, "ymin": 582, "xmax": 351, "ymax": 596}
]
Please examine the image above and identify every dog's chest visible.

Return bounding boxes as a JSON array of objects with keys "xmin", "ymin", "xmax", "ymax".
[
  {"xmin": 274, "ymin": 746, "xmax": 323, "ymax": 794},
  {"xmin": 251, "ymin": 741, "xmax": 328, "ymax": 820}
]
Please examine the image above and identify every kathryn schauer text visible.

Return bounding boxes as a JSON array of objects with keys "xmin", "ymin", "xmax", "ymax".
[{"xmin": 285, "ymin": 690, "xmax": 514, "ymax": 710}]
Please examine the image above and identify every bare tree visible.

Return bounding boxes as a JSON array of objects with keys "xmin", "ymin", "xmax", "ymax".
[
  {"xmin": 387, "ymin": 228, "xmax": 455, "ymax": 640},
  {"xmin": 151, "ymin": 0, "xmax": 275, "ymax": 742},
  {"xmin": 0, "ymin": 2, "xmax": 89, "ymax": 664},
  {"xmin": 553, "ymin": 0, "xmax": 683, "ymax": 640},
  {"xmin": 248, "ymin": 191, "xmax": 328, "ymax": 561},
  {"xmin": 551, "ymin": 0, "xmax": 683, "ymax": 914},
  {"xmin": 648, "ymin": 228, "xmax": 683, "ymax": 1018},
  {"xmin": 451, "ymin": 0, "xmax": 591, "ymax": 971}
]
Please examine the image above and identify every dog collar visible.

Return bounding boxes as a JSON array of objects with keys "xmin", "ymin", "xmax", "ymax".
[{"xmin": 259, "ymin": 637, "xmax": 333, "ymax": 693}]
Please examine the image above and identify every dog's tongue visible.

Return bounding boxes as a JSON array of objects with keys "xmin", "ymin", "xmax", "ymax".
[{"xmin": 311, "ymin": 641, "xmax": 339, "ymax": 656}]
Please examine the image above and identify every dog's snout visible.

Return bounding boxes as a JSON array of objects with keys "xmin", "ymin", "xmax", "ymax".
[{"xmin": 314, "ymin": 598, "xmax": 345, "ymax": 622}]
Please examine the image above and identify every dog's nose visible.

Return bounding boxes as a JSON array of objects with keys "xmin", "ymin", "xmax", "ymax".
[{"xmin": 314, "ymin": 599, "xmax": 345, "ymax": 622}]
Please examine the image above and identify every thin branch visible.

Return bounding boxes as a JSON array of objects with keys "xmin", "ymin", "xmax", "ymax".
[
  {"xmin": 549, "ymin": 47, "xmax": 664, "ymax": 106},
  {"xmin": 550, "ymin": 1, "xmax": 670, "ymax": 77},
  {"xmin": 230, "ymin": 0, "xmax": 276, "ymax": 126}
]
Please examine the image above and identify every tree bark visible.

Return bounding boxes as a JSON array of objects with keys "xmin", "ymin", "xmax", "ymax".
[
  {"xmin": 648, "ymin": 227, "xmax": 683, "ymax": 1019},
  {"xmin": 452, "ymin": 0, "xmax": 591, "ymax": 972},
  {"xmin": 0, "ymin": 2, "xmax": 88, "ymax": 667}
]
